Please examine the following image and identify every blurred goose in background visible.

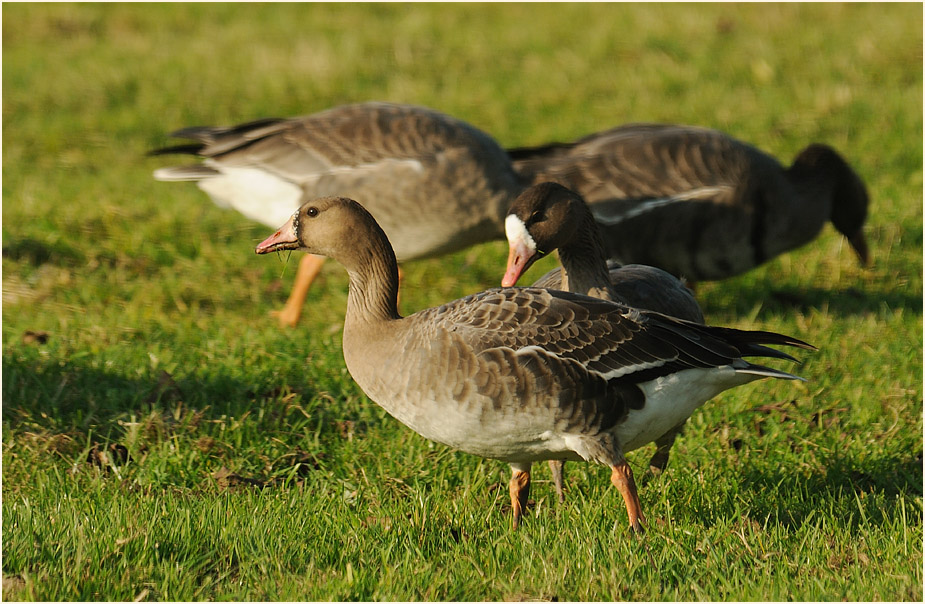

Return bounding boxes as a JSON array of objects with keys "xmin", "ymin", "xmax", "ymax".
[
  {"xmin": 255, "ymin": 196, "xmax": 814, "ymax": 531},
  {"xmin": 509, "ymin": 123, "xmax": 870, "ymax": 283},
  {"xmin": 154, "ymin": 107, "xmax": 868, "ymax": 329},
  {"xmin": 502, "ymin": 182, "xmax": 705, "ymax": 501},
  {"xmin": 152, "ymin": 102, "xmax": 525, "ymax": 326}
]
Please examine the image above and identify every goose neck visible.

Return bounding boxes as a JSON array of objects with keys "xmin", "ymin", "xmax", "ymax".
[
  {"xmin": 556, "ymin": 209, "xmax": 613, "ymax": 296},
  {"xmin": 343, "ymin": 239, "xmax": 402, "ymax": 326}
]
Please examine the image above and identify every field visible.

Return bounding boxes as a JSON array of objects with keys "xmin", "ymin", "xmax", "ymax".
[{"xmin": 2, "ymin": 3, "xmax": 922, "ymax": 601}]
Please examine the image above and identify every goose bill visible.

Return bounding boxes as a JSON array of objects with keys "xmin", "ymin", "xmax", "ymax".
[
  {"xmin": 502, "ymin": 240, "xmax": 539, "ymax": 287},
  {"xmin": 847, "ymin": 228, "xmax": 870, "ymax": 266},
  {"xmin": 255, "ymin": 219, "xmax": 299, "ymax": 254}
]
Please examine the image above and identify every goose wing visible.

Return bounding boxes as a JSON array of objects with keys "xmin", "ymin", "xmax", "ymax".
[
  {"xmin": 424, "ymin": 287, "xmax": 811, "ymax": 385},
  {"xmin": 152, "ymin": 102, "xmax": 490, "ymax": 184}
]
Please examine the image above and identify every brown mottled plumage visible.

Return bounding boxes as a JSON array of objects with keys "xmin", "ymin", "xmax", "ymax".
[{"xmin": 256, "ymin": 196, "xmax": 814, "ymax": 531}]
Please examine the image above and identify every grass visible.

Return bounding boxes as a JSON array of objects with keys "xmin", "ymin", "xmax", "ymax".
[{"xmin": 2, "ymin": 3, "xmax": 922, "ymax": 601}]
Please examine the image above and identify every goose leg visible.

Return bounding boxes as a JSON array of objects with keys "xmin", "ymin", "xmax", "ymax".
[
  {"xmin": 648, "ymin": 421, "xmax": 685, "ymax": 475},
  {"xmin": 548, "ymin": 459, "xmax": 566, "ymax": 503},
  {"xmin": 610, "ymin": 461, "xmax": 646, "ymax": 533},
  {"xmin": 272, "ymin": 254, "xmax": 326, "ymax": 328},
  {"xmin": 509, "ymin": 462, "xmax": 532, "ymax": 530}
]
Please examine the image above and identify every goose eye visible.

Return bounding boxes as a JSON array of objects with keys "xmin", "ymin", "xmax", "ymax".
[
  {"xmin": 529, "ymin": 210, "xmax": 543, "ymax": 223},
  {"xmin": 306, "ymin": 207, "xmax": 319, "ymax": 218}
]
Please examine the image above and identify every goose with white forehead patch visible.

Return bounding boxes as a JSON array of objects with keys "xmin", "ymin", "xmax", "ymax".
[{"xmin": 503, "ymin": 182, "xmax": 706, "ymax": 502}]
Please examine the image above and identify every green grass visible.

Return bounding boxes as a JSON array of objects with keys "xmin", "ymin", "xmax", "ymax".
[{"xmin": 3, "ymin": 3, "xmax": 922, "ymax": 601}]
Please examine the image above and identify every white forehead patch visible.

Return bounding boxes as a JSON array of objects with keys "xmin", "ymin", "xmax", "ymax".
[{"xmin": 505, "ymin": 214, "xmax": 537, "ymax": 252}]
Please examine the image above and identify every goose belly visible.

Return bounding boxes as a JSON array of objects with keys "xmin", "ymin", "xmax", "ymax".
[
  {"xmin": 616, "ymin": 366, "xmax": 757, "ymax": 452},
  {"xmin": 366, "ymin": 386, "xmax": 578, "ymax": 462}
]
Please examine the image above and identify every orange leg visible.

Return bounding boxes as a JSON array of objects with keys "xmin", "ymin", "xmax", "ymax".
[
  {"xmin": 509, "ymin": 464, "xmax": 532, "ymax": 530},
  {"xmin": 271, "ymin": 254, "xmax": 325, "ymax": 328},
  {"xmin": 548, "ymin": 459, "xmax": 566, "ymax": 504},
  {"xmin": 611, "ymin": 461, "xmax": 646, "ymax": 532}
]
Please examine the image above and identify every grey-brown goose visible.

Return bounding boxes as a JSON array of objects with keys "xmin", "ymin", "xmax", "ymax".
[
  {"xmin": 503, "ymin": 182, "xmax": 705, "ymax": 501},
  {"xmin": 152, "ymin": 102, "xmax": 523, "ymax": 326},
  {"xmin": 509, "ymin": 124, "xmax": 870, "ymax": 282},
  {"xmin": 255, "ymin": 196, "xmax": 814, "ymax": 531}
]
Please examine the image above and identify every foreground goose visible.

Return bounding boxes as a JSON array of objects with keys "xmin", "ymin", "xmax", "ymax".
[
  {"xmin": 256, "ymin": 196, "xmax": 814, "ymax": 531},
  {"xmin": 510, "ymin": 123, "xmax": 870, "ymax": 282},
  {"xmin": 152, "ymin": 102, "xmax": 523, "ymax": 326},
  {"xmin": 503, "ymin": 182, "xmax": 706, "ymax": 499}
]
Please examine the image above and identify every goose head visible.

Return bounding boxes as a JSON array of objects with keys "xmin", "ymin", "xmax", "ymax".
[
  {"xmin": 255, "ymin": 196, "xmax": 390, "ymax": 265},
  {"xmin": 502, "ymin": 182, "xmax": 591, "ymax": 287},
  {"xmin": 256, "ymin": 196, "xmax": 401, "ymax": 322},
  {"xmin": 791, "ymin": 143, "xmax": 871, "ymax": 266}
]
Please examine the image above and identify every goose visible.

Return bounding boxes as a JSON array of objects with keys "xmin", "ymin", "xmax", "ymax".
[
  {"xmin": 255, "ymin": 196, "xmax": 815, "ymax": 531},
  {"xmin": 152, "ymin": 102, "xmax": 524, "ymax": 327},
  {"xmin": 509, "ymin": 123, "xmax": 870, "ymax": 282},
  {"xmin": 502, "ymin": 182, "xmax": 706, "ymax": 501}
]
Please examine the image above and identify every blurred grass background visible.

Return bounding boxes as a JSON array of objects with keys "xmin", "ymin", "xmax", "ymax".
[{"xmin": 3, "ymin": 3, "xmax": 922, "ymax": 601}]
